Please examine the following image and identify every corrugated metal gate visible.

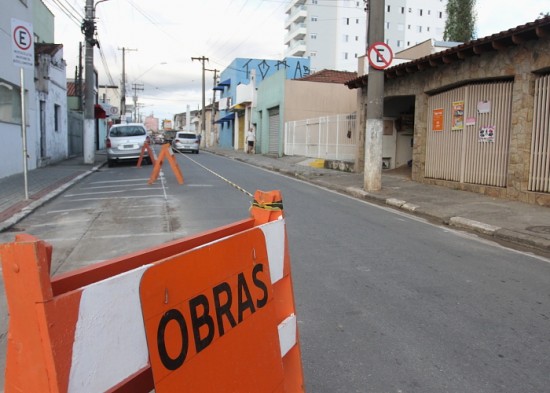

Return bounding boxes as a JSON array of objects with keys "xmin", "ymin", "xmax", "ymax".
[
  {"xmin": 425, "ymin": 81, "xmax": 513, "ymax": 187},
  {"xmin": 529, "ymin": 74, "xmax": 550, "ymax": 193},
  {"xmin": 268, "ymin": 107, "xmax": 280, "ymax": 155}
]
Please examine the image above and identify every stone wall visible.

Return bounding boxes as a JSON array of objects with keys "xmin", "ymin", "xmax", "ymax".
[{"xmin": 380, "ymin": 39, "xmax": 550, "ymax": 207}]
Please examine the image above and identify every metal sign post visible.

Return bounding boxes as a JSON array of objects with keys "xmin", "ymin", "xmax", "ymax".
[{"xmin": 11, "ymin": 18, "xmax": 34, "ymax": 200}]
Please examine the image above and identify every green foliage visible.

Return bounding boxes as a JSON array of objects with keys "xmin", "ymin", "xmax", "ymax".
[{"xmin": 443, "ymin": 0, "xmax": 477, "ymax": 42}]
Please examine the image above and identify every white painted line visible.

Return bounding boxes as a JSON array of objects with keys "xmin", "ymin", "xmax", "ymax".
[
  {"xmin": 47, "ymin": 207, "xmax": 96, "ymax": 214},
  {"xmin": 64, "ymin": 196, "xmax": 164, "ymax": 202},
  {"xmin": 90, "ymin": 179, "xmax": 151, "ymax": 184},
  {"xmin": 64, "ymin": 190, "xmax": 124, "ymax": 197}
]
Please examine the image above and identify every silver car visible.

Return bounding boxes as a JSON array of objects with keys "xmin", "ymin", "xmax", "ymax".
[
  {"xmin": 172, "ymin": 132, "xmax": 200, "ymax": 154},
  {"xmin": 106, "ymin": 123, "xmax": 151, "ymax": 167}
]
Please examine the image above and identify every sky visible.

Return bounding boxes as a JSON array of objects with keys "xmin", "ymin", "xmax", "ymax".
[{"xmin": 42, "ymin": 0, "xmax": 549, "ymax": 121}]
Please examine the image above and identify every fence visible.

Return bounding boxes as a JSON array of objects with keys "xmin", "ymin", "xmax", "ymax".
[{"xmin": 284, "ymin": 113, "xmax": 357, "ymax": 161}]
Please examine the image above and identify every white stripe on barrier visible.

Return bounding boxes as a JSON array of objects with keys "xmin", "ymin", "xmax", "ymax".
[
  {"xmin": 278, "ymin": 314, "xmax": 297, "ymax": 357},
  {"xmin": 260, "ymin": 219, "xmax": 285, "ymax": 284},
  {"xmin": 68, "ymin": 265, "xmax": 151, "ymax": 393}
]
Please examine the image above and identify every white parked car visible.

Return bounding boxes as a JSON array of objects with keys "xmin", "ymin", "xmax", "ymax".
[
  {"xmin": 172, "ymin": 132, "xmax": 200, "ymax": 154},
  {"xmin": 106, "ymin": 123, "xmax": 151, "ymax": 167}
]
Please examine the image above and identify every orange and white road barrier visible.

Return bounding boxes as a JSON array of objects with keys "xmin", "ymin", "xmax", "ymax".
[
  {"xmin": 136, "ymin": 141, "xmax": 156, "ymax": 167},
  {"xmin": 148, "ymin": 143, "xmax": 184, "ymax": 185},
  {"xmin": 1, "ymin": 190, "xmax": 304, "ymax": 392}
]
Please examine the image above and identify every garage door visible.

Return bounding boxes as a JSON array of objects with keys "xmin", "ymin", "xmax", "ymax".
[{"xmin": 268, "ymin": 107, "xmax": 280, "ymax": 155}]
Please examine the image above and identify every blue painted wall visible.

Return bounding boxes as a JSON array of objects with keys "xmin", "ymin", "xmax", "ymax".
[{"xmin": 217, "ymin": 57, "xmax": 310, "ymax": 148}]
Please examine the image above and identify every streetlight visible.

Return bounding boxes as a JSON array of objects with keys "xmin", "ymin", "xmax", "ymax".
[{"xmin": 82, "ymin": 0, "xmax": 109, "ymax": 164}]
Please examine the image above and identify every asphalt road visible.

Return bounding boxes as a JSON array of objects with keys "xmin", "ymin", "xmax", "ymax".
[{"xmin": 1, "ymin": 150, "xmax": 550, "ymax": 392}]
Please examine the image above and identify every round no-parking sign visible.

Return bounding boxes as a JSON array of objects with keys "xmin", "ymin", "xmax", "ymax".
[
  {"xmin": 368, "ymin": 42, "xmax": 394, "ymax": 70},
  {"xmin": 11, "ymin": 18, "xmax": 34, "ymax": 69}
]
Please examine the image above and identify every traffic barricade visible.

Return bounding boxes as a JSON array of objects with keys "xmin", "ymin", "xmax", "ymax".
[{"xmin": 0, "ymin": 190, "xmax": 304, "ymax": 392}]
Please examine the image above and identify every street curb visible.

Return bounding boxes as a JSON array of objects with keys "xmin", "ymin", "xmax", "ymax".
[
  {"xmin": 449, "ymin": 216, "xmax": 501, "ymax": 235},
  {"xmin": 205, "ymin": 149, "xmax": 550, "ymax": 255},
  {"xmin": 0, "ymin": 162, "xmax": 105, "ymax": 233}
]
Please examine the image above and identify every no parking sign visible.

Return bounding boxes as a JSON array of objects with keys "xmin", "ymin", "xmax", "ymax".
[
  {"xmin": 368, "ymin": 42, "xmax": 394, "ymax": 70},
  {"xmin": 11, "ymin": 18, "xmax": 34, "ymax": 69}
]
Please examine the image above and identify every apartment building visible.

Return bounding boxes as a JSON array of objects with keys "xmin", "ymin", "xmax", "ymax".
[{"xmin": 284, "ymin": 0, "xmax": 447, "ymax": 72}]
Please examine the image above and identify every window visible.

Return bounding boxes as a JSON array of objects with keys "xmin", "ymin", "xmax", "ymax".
[
  {"xmin": 401, "ymin": 7, "xmax": 405, "ymax": 13},
  {"xmin": 346, "ymin": 18, "xmax": 349, "ymax": 25},
  {"xmin": 408, "ymin": 24, "xmax": 411, "ymax": 29},
  {"xmin": 418, "ymin": 25, "xmax": 422, "ymax": 32},
  {"xmin": 344, "ymin": 34, "xmax": 349, "ymax": 42},
  {"xmin": 355, "ymin": 36, "xmax": 359, "ymax": 41},
  {"xmin": 385, "ymin": 22, "xmax": 390, "ymax": 29},
  {"xmin": 310, "ymin": 51, "xmax": 317, "ymax": 57},
  {"xmin": 356, "ymin": 19, "xmax": 359, "ymax": 24},
  {"xmin": 0, "ymin": 79, "xmax": 22, "ymax": 124},
  {"xmin": 310, "ymin": 33, "xmax": 317, "ymax": 39},
  {"xmin": 344, "ymin": 52, "xmax": 348, "ymax": 60},
  {"xmin": 439, "ymin": 11, "xmax": 443, "ymax": 18},
  {"xmin": 387, "ymin": 5, "xmax": 390, "ymax": 12},
  {"xmin": 419, "ymin": 9, "xmax": 423, "ymax": 16},
  {"xmin": 54, "ymin": 104, "xmax": 60, "ymax": 132},
  {"xmin": 397, "ymin": 40, "xmax": 402, "ymax": 47},
  {"xmin": 312, "ymin": 0, "xmax": 318, "ymax": 3},
  {"xmin": 311, "ymin": 16, "xmax": 318, "ymax": 22}
]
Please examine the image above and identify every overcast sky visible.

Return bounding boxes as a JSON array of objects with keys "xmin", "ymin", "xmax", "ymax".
[{"xmin": 43, "ymin": 0, "xmax": 548, "ymax": 121}]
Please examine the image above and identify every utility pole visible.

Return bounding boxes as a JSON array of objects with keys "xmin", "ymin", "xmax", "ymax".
[
  {"xmin": 192, "ymin": 56, "xmax": 209, "ymax": 138},
  {"xmin": 132, "ymin": 83, "xmax": 144, "ymax": 122},
  {"xmin": 206, "ymin": 68, "xmax": 219, "ymax": 147},
  {"xmin": 118, "ymin": 47, "xmax": 137, "ymax": 123},
  {"xmin": 77, "ymin": 42, "xmax": 83, "ymax": 111},
  {"xmin": 363, "ymin": 0, "xmax": 385, "ymax": 191},
  {"xmin": 82, "ymin": 0, "xmax": 98, "ymax": 164}
]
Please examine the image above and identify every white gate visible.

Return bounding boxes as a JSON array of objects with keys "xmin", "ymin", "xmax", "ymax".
[{"xmin": 284, "ymin": 113, "xmax": 357, "ymax": 161}]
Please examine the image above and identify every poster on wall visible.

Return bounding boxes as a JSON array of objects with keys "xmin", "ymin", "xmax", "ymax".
[
  {"xmin": 432, "ymin": 108, "xmax": 444, "ymax": 131},
  {"xmin": 477, "ymin": 100, "xmax": 491, "ymax": 114},
  {"xmin": 452, "ymin": 101, "xmax": 464, "ymax": 130},
  {"xmin": 479, "ymin": 125, "xmax": 495, "ymax": 142}
]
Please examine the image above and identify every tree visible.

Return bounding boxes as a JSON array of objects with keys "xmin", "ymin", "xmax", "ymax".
[{"xmin": 443, "ymin": 0, "xmax": 477, "ymax": 42}]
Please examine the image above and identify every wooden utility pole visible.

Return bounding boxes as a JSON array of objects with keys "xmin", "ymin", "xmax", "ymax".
[
  {"xmin": 363, "ymin": 0, "xmax": 385, "ymax": 191},
  {"xmin": 132, "ymin": 83, "xmax": 144, "ymax": 122},
  {"xmin": 192, "ymin": 56, "xmax": 209, "ymax": 138}
]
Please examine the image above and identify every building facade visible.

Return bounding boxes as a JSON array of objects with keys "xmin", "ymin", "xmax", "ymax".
[
  {"xmin": 346, "ymin": 16, "xmax": 550, "ymax": 206},
  {"xmin": 284, "ymin": 0, "xmax": 447, "ymax": 72},
  {"xmin": 216, "ymin": 57, "xmax": 310, "ymax": 150},
  {"xmin": 1, "ymin": 0, "xmax": 69, "ymax": 180}
]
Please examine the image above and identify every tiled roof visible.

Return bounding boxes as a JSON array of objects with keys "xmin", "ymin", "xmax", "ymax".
[
  {"xmin": 297, "ymin": 69, "xmax": 358, "ymax": 84},
  {"xmin": 346, "ymin": 15, "xmax": 550, "ymax": 89}
]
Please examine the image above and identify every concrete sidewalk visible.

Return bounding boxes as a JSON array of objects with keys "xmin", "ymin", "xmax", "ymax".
[
  {"xmin": 0, "ymin": 155, "xmax": 104, "ymax": 233},
  {"xmin": 1, "ymin": 147, "xmax": 550, "ymax": 256}
]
